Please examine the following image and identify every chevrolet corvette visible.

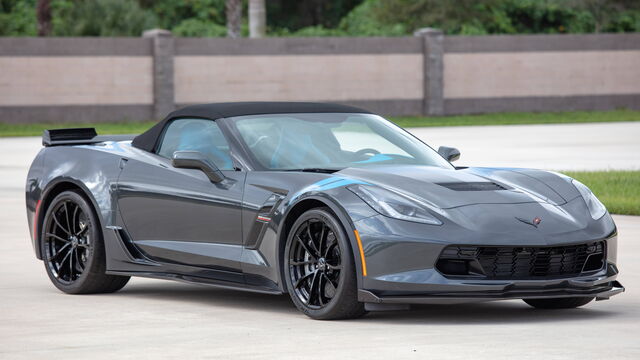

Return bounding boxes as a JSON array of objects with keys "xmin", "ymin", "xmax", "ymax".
[{"xmin": 25, "ymin": 102, "xmax": 624, "ymax": 319}]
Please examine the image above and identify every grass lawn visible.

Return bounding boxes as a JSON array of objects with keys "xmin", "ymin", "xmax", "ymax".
[
  {"xmin": 1, "ymin": 109, "xmax": 639, "ymax": 137},
  {"xmin": 392, "ymin": 109, "xmax": 640, "ymax": 128},
  {"xmin": 0, "ymin": 121, "xmax": 157, "ymax": 137},
  {"xmin": 561, "ymin": 170, "xmax": 640, "ymax": 216}
]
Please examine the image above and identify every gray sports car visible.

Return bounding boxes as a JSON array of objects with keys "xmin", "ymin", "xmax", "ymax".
[{"xmin": 25, "ymin": 102, "xmax": 624, "ymax": 320}]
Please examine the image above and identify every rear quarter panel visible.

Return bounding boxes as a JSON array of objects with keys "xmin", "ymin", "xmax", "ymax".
[{"xmin": 26, "ymin": 142, "xmax": 128, "ymax": 258}]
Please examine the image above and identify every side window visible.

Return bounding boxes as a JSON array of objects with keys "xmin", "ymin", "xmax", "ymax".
[{"xmin": 157, "ymin": 118, "xmax": 234, "ymax": 170}]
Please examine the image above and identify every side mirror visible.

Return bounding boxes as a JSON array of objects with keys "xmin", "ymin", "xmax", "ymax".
[
  {"xmin": 438, "ymin": 146, "xmax": 461, "ymax": 162},
  {"xmin": 172, "ymin": 151, "xmax": 225, "ymax": 183}
]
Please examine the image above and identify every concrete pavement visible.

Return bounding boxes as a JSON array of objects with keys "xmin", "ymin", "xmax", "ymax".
[
  {"xmin": 415, "ymin": 121, "xmax": 640, "ymax": 170},
  {"xmin": 1, "ymin": 122, "xmax": 639, "ymax": 359}
]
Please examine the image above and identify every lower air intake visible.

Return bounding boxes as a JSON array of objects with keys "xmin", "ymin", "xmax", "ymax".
[{"xmin": 437, "ymin": 241, "xmax": 606, "ymax": 279}]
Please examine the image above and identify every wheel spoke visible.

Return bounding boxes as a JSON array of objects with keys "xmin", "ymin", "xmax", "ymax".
[
  {"xmin": 294, "ymin": 271, "xmax": 314, "ymax": 290},
  {"xmin": 296, "ymin": 235, "xmax": 318, "ymax": 260},
  {"xmin": 68, "ymin": 246, "xmax": 74, "ymax": 280},
  {"xmin": 307, "ymin": 271, "xmax": 320, "ymax": 305},
  {"xmin": 316, "ymin": 273, "xmax": 325, "ymax": 306},
  {"xmin": 322, "ymin": 272, "xmax": 337, "ymax": 295},
  {"xmin": 57, "ymin": 246, "xmax": 72, "ymax": 271},
  {"xmin": 71, "ymin": 204, "xmax": 79, "ymax": 235},
  {"xmin": 326, "ymin": 263, "xmax": 342, "ymax": 271},
  {"xmin": 46, "ymin": 233, "xmax": 69, "ymax": 243},
  {"xmin": 63, "ymin": 202, "xmax": 72, "ymax": 235},
  {"xmin": 306, "ymin": 222, "xmax": 321, "ymax": 256},
  {"xmin": 290, "ymin": 259, "xmax": 316, "ymax": 266},
  {"xmin": 323, "ymin": 241, "xmax": 333, "ymax": 259},
  {"xmin": 51, "ymin": 242, "xmax": 72, "ymax": 259},
  {"xmin": 75, "ymin": 248, "xmax": 85, "ymax": 272},
  {"xmin": 318, "ymin": 224, "xmax": 326, "ymax": 257},
  {"xmin": 52, "ymin": 211, "xmax": 72, "ymax": 236},
  {"xmin": 76, "ymin": 225, "xmax": 88, "ymax": 236}
]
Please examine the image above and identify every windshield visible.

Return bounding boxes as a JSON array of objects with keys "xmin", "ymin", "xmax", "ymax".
[{"xmin": 230, "ymin": 113, "xmax": 453, "ymax": 171}]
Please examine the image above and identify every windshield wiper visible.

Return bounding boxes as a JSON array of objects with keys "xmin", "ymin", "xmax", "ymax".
[{"xmin": 283, "ymin": 168, "xmax": 342, "ymax": 173}]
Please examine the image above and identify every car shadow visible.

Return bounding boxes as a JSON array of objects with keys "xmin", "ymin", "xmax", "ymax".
[
  {"xmin": 359, "ymin": 302, "xmax": 620, "ymax": 325},
  {"xmin": 116, "ymin": 280, "xmax": 622, "ymax": 324},
  {"xmin": 118, "ymin": 280, "xmax": 297, "ymax": 315}
]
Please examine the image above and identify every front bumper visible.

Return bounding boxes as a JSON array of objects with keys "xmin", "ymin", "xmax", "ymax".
[{"xmin": 354, "ymin": 212, "xmax": 622, "ymax": 305}]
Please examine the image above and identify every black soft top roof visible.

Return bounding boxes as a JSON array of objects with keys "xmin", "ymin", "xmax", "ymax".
[{"xmin": 131, "ymin": 101, "xmax": 370, "ymax": 152}]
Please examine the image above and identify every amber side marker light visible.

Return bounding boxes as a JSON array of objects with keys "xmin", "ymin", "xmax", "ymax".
[{"xmin": 353, "ymin": 229, "xmax": 367, "ymax": 277}]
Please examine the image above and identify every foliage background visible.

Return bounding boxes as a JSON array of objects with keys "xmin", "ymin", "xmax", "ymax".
[{"xmin": 1, "ymin": 0, "xmax": 639, "ymax": 37}]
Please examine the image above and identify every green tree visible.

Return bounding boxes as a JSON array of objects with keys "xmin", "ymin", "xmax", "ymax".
[
  {"xmin": 0, "ymin": 0, "xmax": 37, "ymax": 36},
  {"xmin": 353, "ymin": 0, "xmax": 640, "ymax": 35},
  {"xmin": 52, "ymin": 0, "xmax": 156, "ymax": 36},
  {"xmin": 138, "ymin": 0, "xmax": 226, "ymax": 36},
  {"xmin": 266, "ymin": 0, "xmax": 362, "ymax": 31}
]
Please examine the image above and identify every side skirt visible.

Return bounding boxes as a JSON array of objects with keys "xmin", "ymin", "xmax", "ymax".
[{"xmin": 107, "ymin": 270, "xmax": 284, "ymax": 295}]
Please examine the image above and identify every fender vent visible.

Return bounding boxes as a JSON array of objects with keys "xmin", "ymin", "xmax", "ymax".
[{"xmin": 437, "ymin": 182, "xmax": 506, "ymax": 191}]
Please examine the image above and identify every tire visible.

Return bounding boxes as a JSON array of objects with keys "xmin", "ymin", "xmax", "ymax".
[
  {"xmin": 523, "ymin": 297, "xmax": 594, "ymax": 309},
  {"xmin": 40, "ymin": 190, "xmax": 130, "ymax": 294},
  {"xmin": 284, "ymin": 207, "xmax": 366, "ymax": 320}
]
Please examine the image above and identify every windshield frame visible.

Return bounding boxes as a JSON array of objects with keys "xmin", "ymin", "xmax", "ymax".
[{"xmin": 223, "ymin": 112, "xmax": 454, "ymax": 172}]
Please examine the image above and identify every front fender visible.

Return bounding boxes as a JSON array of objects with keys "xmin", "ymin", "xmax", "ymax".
[{"xmin": 279, "ymin": 189, "xmax": 377, "ymax": 290}]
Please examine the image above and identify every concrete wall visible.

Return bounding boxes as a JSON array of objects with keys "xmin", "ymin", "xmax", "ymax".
[
  {"xmin": 0, "ymin": 38, "xmax": 154, "ymax": 123},
  {"xmin": 442, "ymin": 34, "xmax": 640, "ymax": 114},
  {"xmin": 1, "ymin": 33, "xmax": 639, "ymax": 123},
  {"xmin": 173, "ymin": 37, "xmax": 425, "ymax": 116}
]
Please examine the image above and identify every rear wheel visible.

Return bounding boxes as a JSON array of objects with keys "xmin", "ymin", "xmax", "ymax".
[
  {"xmin": 41, "ymin": 190, "xmax": 130, "ymax": 294},
  {"xmin": 523, "ymin": 297, "xmax": 594, "ymax": 309},
  {"xmin": 284, "ymin": 207, "xmax": 366, "ymax": 320}
]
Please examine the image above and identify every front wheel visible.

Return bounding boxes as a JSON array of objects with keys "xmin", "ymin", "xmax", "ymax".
[
  {"xmin": 284, "ymin": 207, "xmax": 366, "ymax": 320},
  {"xmin": 41, "ymin": 190, "xmax": 130, "ymax": 294},
  {"xmin": 523, "ymin": 297, "xmax": 594, "ymax": 309}
]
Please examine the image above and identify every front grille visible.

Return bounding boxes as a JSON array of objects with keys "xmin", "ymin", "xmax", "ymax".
[{"xmin": 437, "ymin": 241, "xmax": 606, "ymax": 279}]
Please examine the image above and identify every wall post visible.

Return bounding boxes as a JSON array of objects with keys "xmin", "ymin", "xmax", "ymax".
[
  {"xmin": 414, "ymin": 28, "xmax": 444, "ymax": 116},
  {"xmin": 143, "ymin": 29, "xmax": 175, "ymax": 119}
]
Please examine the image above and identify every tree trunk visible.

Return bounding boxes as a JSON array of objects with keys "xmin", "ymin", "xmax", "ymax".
[
  {"xmin": 36, "ymin": 0, "xmax": 52, "ymax": 36},
  {"xmin": 226, "ymin": 0, "xmax": 242, "ymax": 38},
  {"xmin": 249, "ymin": 0, "xmax": 266, "ymax": 38}
]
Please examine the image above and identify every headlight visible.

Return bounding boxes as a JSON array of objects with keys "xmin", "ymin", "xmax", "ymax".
[
  {"xmin": 347, "ymin": 185, "xmax": 442, "ymax": 225},
  {"xmin": 572, "ymin": 179, "xmax": 607, "ymax": 220}
]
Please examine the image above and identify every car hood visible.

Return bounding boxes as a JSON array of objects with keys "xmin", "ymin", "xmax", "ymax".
[{"xmin": 337, "ymin": 165, "xmax": 581, "ymax": 210}]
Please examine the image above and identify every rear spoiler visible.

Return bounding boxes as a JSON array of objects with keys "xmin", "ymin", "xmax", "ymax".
[{"xmin": 42, "ymin": 128, "xmax": 135, "ymax": 147}]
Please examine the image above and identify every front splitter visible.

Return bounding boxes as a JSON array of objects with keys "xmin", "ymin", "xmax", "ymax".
[{"xmin": 359, "ymin": 280, "xmax": 624, "ymax": 305}]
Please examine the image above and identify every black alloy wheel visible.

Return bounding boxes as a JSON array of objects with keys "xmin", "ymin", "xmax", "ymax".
[
  {"xmin": 285, "ymin": 207, "xmax": 365, "ymax": 320},
  {"xmin": 41, "ymin": 190, "xmax": 129, "ymax": 294},
  {"xmin": 44, "ymin": 197, "xmax": 91, "ymax": 283}
]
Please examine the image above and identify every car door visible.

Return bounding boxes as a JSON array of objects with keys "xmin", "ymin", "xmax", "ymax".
[{"xmin": 116, "ymin": 118, "xmax": 246, "ymax": 273}]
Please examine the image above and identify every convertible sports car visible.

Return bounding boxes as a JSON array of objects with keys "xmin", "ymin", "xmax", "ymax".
[{"xmin": 25, "ymin": 102, "xmax": 623, "ymax": 319}]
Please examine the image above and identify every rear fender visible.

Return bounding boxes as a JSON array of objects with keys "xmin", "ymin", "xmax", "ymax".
[{"xmin": 29, "ymin": 146, "xmax": 124, "ymax": 259}]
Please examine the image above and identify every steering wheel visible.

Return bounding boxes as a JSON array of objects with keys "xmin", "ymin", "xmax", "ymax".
[{"xmin": 354, "ymin": 148, "xmax": 381, "ymax": 157}]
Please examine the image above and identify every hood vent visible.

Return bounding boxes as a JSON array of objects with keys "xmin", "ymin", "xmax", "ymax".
[{"xmin": 437, "ymin": 182, "xmax": 506, "ymax": 191}]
